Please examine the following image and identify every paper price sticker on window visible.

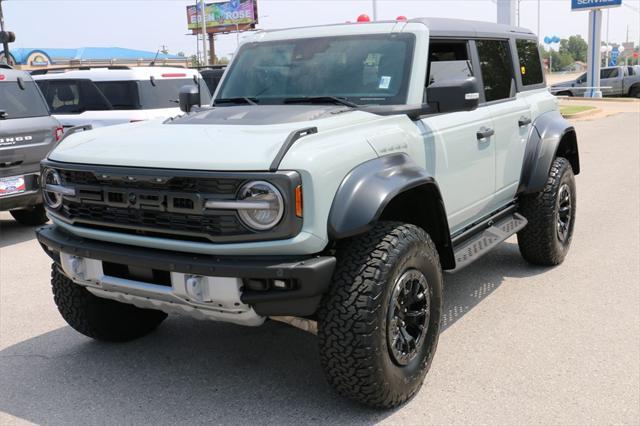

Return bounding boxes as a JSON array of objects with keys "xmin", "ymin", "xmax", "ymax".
[{"xmin": 379, "ymin": 76, "xmax": 392, "ymax": 89}]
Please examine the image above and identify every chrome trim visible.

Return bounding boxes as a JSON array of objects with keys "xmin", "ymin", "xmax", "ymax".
[
  {"xmin": 204, "ymin": 199, "xmax": 273, "ymax": 210},
  {"xmin": 45, "ymin": 184, "xmax": 76, "ymax": 196}
]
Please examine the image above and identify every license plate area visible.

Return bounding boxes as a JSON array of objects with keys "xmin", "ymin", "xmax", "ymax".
[
  {"xmin": 0, "ymin": 175, "xmax": 26, "ymax": 197},
  {"xmin": 102, "ymin": 261, "xmax": 172, "ymax": 287}
]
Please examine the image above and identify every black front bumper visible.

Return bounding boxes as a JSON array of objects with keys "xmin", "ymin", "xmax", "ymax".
[{"xmin": 36, "ymin": 225, "xmax": 336, "ymax": 317}]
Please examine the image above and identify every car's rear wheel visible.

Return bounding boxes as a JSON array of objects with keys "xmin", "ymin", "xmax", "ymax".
[
  {"xmin": 518, "ymin": 157, "xmax": 576, "ymax": 266},
  {"xmin": 629, "ymin": 86, "xmax": 640, "ymax": 98},
  {"xmin": 556, "ymin": 91, "xmax": 573, "ymax": 97},
  {"xmin": 51, "ymin": 264, "xmax": 167, "ymax": 342},
  {"xmin": 10, "ymin": 204, "xmax": 48, "ymax": 226},
  {"xmin": 318, "ymin": 222, "xmax": 443, "ymax": 408}
]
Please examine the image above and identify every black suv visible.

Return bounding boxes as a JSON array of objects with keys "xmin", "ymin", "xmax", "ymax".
[{"xmin": 0, "ymin": 65, "xmax": 62, "ymax": 225}]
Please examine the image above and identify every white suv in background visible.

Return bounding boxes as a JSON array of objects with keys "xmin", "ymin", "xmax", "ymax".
[{"xmin": 33, "ymin": 66, "xmax": 211, "ymax": 129}]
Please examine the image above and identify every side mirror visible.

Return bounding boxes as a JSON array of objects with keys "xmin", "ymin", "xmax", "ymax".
[
  {"xmin": 179, "ymin": 85, "xmax": 200, "ymax": 113},
  {"xmin": 426, "ymin": 77, "xmax": 480, "ymax": 114}
]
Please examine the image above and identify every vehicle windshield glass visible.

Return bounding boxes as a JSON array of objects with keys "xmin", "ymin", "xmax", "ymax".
[
  {"xmin": 0, "ymin": 80, "xmax": 50, "ymax": 119},
  {"xmin": 138, "ymin": 78, "xmax": 211, "ymax": 109},
  {"xmin": 216, "ymin": 34, "xmax": 415, "ymax": 105}
]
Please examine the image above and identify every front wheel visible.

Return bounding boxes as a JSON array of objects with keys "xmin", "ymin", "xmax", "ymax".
[
  {"xmin": 51, "ymin": 265, "xmax": 168, "ymax": 342},
  {"xmin": 318, "ymin": 223, "xmax": 443, "ymax": 408},
  {"xmin": 10, "ymin": 204, "xmax": 48, "ymax": 226},
  {"xmin": 518, "ymin": 157, "xmax": 576, "ymax": 266}
]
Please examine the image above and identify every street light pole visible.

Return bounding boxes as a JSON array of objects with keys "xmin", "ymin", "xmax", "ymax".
[
  {"xmin": 201, "ymin": 0, "xmax": 208, "ymax": 65},
  {"xmin": 0, "ymin": 0, "xmax": 10, "ymax": 64},
  {"xmin": 537, "ymin": 0, "xmax": 541, "ymax": 37},
  {"xmin": 372, "ymin": 0, "xmax": 378, "ymax": 21}
]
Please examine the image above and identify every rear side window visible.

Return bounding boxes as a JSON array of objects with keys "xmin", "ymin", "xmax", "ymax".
[
  {"xmin": 600, "ymin": 68, "xmax": 619, "ymax": 79},
  {"xmin": 94, "ymin": 81, "xmax": 140, "ymax": 110},
  {"xmin": 427, "ymin": 41, "xmax": 473, "ymax": 86},
  {"xmin": 138, "ymin": 78, "xmax": 211, "ymax": 109},
  {"xmin": 516, "ymin": 39, "xmax": 544, "ymax": 86},
  {"xmin": 476, "ymin": 39, "xmax": 515, "ymax": 102},
  {"xmin": 37, "ymin": 79, "xmax": 112, "ymax": 114},
  {"xmin": 0, "ymin": 81, "xmax": 49, "ymax": 119}
]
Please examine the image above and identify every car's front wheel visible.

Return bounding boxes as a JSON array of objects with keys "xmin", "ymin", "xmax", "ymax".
[
  {"xmin": 318, "ymin": 222, "xmax": 443, "ymax": 408},
  {"xmin": 10, "ymin": 204, "xmax": 48, "ymax": 226},
  {"xmin": 518, "ymin": 157, "xmax": 576, "ymax": 266},
  {"xmin": 51, "ymin": 265, "xmax": 168, "ymax": 342}
]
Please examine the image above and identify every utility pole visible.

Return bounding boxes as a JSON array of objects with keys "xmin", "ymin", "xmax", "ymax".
[
  {"xmin": 0, "ymin": 0, "xmax": 10, "ymax": 64},
  {"xmin": 201, "ymin": 0, "xmax": 208, "ymax": 65}
]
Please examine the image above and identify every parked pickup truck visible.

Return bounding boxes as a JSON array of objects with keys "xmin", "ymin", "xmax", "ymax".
[{"xmin": 551, "ymin": 65, "xmax": 640, "ymax": 98}]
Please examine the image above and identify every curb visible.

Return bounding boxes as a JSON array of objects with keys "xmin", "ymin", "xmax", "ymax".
[
  {"xmin": 561, "ymin": 107, "xmax": 601, "ymax": 119},
  {"xmin": 555, "ymin": 96, "xmax": 640, "ymax": 103}
]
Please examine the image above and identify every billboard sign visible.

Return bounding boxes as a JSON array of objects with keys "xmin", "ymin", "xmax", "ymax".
[
  {"xmin": 187, "ymin": 0, "xmax": 257, "ymax": 31},
  {"xmin": 571, "ymin": 0, "xmax": 622, "ymax": 11}
]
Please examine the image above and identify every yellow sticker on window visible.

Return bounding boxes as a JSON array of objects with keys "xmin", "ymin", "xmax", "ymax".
[{"xmin": 521, "ymin": 66, "xmax": 527, "ymax": 75}]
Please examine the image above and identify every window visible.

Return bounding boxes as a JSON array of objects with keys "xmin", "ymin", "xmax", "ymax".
[
  {"xmin": 0, "ymin": 81, "xmax": 49, "ymax": 119},
  {"xmin": 476, "ymin": 39, "xmax": 515, "ymax": 102},
  {"xmin": 37, "ymin": 79, "xmax": 112, "ymax": 114},
  {"xmin": 427, "ymin": 41, "xmax": 473, "ymax": 86},
  {"xmin": 94, "ymin": 81, "xmax": 140, "ymax": 110},
  {"xmin": 600, "ymin": 68, "xmax": 619, "ymax": 79},
  {"xmin": 577, "ymin": 73, "xmax": 587, "ymax": 84},
  {"xmin": 216, "ymin": 34, "xmax": 415, "ymax": 105},
  {"xmin": 138, "ymin": 78, "xmax": 211, "ymax": 109},
  {"xmin": 516, "ymin": 39, "xmax": 544, "ymax": 86}
]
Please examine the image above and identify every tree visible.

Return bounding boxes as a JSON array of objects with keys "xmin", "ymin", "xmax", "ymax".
[
  {"xmin": 541, "ymin": 45, "xmax": 573, "ymax": 72},
  {"xmin": 559, "ymin": 35, "xmax": 588, "ymax": 63}
]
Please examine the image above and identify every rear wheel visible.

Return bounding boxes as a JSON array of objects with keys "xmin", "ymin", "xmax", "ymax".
[
  {"xmin": 318, "ymin": 222, "xmax": 443, "ymax": 408},
  {"xmin": 518, "ymin": 157, "xmax": 576, "ymax": 266},
  {"xmin": 629, "ymin": 86, "xmax": 640, "ymax": 98},
  {"xmin": 10, "ymin": 204, "xmax": 48, "ymax": 226},
  {"xmin": 51, "ymin": 265, "xmax": 167, "ymax": 342},
  {"xmin": 557, "ymin": 91, "xmax": 573, "ymax": 97}
]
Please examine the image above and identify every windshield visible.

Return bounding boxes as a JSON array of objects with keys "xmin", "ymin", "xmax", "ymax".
[
  {"xmin": 0, "ymin": 81, "xmax": 50, "ymax": 119},
  {"xmin": 216, "ymin": 34, "xmax": 415, "ymax": 105}
]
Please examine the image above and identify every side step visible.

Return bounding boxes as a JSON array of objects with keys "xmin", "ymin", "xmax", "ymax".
[{"xmin": 451, "ymin": 213, "xmax": 528, "ymax": 271}]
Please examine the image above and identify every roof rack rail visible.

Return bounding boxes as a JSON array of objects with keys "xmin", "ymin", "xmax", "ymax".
[{"xmin": 29, "ymin": 65, "xmax": 132, "ymax": 75}]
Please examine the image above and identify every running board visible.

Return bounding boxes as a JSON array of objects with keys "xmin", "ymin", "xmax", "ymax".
[{"xmin": 451, "ymin": 213, "xmax": 528, "ymax": 271}]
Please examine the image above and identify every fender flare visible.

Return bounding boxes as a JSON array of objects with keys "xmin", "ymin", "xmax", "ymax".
[
  {"xmin": 518, "ymin": 110, "xmax": 580, "ymax": 194},
  {"xmin": 328, "ymin": 153, "xmax": 455, "ymax": 268}
]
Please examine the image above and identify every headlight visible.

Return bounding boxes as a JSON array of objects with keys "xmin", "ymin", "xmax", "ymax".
[
  {"xmin": 237, "ymin": 181, "xmax": 284, "ymax": 231},
  {"xmin": 42, "ymin": 168, "xmax": 63, "ymax": 209}
]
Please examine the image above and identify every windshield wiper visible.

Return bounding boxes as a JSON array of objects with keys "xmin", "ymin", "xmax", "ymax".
[
  {"xmin": 283, "ymin": 96, "xmax": 359, "ymax": 108},
  {"xmin": 215, "ymin": 97, "xmax": 258, "ymax": 106}
]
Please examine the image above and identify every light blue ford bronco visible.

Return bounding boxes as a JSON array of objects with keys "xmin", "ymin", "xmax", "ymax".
[{"xmin": 36, "ymin": 18, "xmax": 579, "ymax": 408}]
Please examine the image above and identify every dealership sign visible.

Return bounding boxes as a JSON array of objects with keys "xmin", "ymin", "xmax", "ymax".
[
  {"xmin": 187, "ymin": 0, "xmax": 258, "ymax": 31},
  {"xmin": 571, "ymin": 0, "xmax": 622, "ymax": 11}
]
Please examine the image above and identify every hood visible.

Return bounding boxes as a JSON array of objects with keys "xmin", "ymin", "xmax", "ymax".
[{"xmin": 49, "ymin": 105, "xmax": 380, "ymax": 171}]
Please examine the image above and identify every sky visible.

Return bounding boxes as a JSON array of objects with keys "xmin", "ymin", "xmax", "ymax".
[{"xmin": 2, "ymin": 0, "xmax": 640, "ymax": 60}]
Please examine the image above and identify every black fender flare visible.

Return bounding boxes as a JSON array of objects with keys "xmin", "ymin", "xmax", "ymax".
[
  {"xmin": 518, "ymin": 110, "xmax": 580, "ymax": 194},
  {"xmin": 328, "ymin": 153, "xmax": 455, "ymax": 269}
]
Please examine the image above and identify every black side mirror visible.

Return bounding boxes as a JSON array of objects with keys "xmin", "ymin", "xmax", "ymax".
[
  {"xmin": 179, "ymin": 85, "xmax": 200, "ymax": 113},
  {"xmin": 0, "ymin": 109, "xmax": 7, "ymax": 120},
  {"xmin": 426, "ymin": 77, "xmax": 480, "ymax": 114}
]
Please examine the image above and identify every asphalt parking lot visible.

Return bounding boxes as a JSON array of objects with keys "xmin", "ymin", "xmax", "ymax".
[{"xmin": 1, "ymin": 111, "xmax": 639, "ymax": 425}]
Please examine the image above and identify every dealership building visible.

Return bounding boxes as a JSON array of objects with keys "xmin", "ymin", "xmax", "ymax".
[{"xmin": 5, "ymin": 47, "xmax": 188, "ymax": 70}]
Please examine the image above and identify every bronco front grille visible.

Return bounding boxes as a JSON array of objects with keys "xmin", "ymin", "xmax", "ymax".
[{"xmin": 46, "ymin": 163, "xmax": 302, "ymax": 244}]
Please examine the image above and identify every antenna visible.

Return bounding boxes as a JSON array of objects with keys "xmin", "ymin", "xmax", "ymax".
[{"xmin": 150, "ymin": 48, "xmax": 160, "ymax": 66}]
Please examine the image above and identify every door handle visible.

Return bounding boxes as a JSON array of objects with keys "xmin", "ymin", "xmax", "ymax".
[
  {"xmin": 518, "ymin": 116, "xmax": 532, "ymax": 127},
  {"xmin": 476, "ymin": 127, "xmax": 495, "ymax": 140}
]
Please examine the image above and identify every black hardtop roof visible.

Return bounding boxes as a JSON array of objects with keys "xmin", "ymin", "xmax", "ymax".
[{"xmin": 408, "ymin": 17, "xmax": 536, "ymax": 39}]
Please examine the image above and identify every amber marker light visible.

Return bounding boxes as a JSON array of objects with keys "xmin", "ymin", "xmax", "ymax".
[{"xmin": 295, "ymin": 185, "xmax": 303, "ymax": 218}]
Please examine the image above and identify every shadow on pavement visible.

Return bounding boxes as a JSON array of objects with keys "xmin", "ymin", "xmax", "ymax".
[
  {"xmin": 0, "ymin": 218, "xmax": 41, "ymax": 249},
  {"xmin": 0, "ymin": 241, "xmax": 549, "ymax": 424}
]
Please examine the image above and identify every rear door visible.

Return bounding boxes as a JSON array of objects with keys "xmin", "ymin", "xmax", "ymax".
[
  {"xmin": 474, "ymin": 38, "xmax": 531, "ymax": 207},
  {"xmin": 0, "ymin": 74, "xmax": 59, "ymax": 195},
  {"xmin": 600, "ymin": 67, "xmax": 622, "ymax": 96}
]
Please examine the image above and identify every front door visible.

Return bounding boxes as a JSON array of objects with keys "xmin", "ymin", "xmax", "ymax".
[{"xmin": 420, "ymin": 39, "xmax": 496, "ymax": 233}]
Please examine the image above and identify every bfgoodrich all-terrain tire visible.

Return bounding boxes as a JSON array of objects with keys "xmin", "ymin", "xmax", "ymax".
[
  {"xmin": 51, "ymin": 265, "xmax": 167, "ymax": 342},
  {"xmin": 318, "ymin": 222, "xmax": 443, "ymax": 409},
  {"xmin": 10, "ymin": 204, "xmax": 48, "ymax": 226},
  {"xmin": 518, "ymin": 157, "xmax": 576, "ymax": 266}
]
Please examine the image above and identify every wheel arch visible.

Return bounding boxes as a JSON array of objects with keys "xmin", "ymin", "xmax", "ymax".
[
  {"xmin": 518, "ymin": 110, "xmax": 580, "ymax": 194},
  {"xmin": 628, "ymin": 82, "xmax": 640, "ymax": 96},
  {"xmin": 327, "ymin": 153, "xmax": 455, "ymax": 269}
]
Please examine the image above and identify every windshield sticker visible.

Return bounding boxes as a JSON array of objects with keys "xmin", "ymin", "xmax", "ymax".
[{"xmin": 379, "ymin": 76, "xmax": 392, "ymax": 89}]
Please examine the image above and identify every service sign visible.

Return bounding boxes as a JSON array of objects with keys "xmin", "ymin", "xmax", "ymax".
[
  {"xmin": 187, "ymin": 0, "xmax": 257, "ymax": 30},
  {"xmin": 571, "ymin": 0, "xmax": 622, "ymax": 11}
]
